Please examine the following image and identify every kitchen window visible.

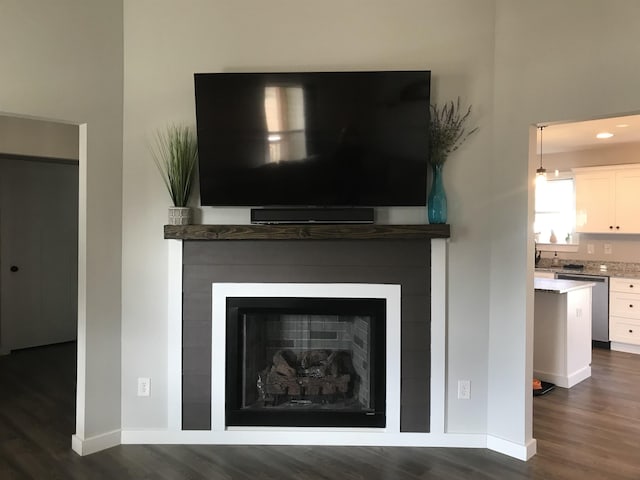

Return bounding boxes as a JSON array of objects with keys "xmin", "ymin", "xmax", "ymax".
[{"xmin": 534, "ymin": 176, "xmax": 577, "ymax": 246}]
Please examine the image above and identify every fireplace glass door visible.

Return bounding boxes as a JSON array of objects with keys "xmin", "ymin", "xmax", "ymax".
[{"xmin": 225, "ymin": 297, "xmax": 386, "ymax": 428}]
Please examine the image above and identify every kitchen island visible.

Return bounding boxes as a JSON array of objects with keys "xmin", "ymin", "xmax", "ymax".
[{"xmin": 534, "ymin": 278, "xmax": 595, "ymax": 388}]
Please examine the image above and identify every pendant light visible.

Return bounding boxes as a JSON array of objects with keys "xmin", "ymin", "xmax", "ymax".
[{"xmin": 536, "ymin": 125, "xmax": 547, "ymax": 186}]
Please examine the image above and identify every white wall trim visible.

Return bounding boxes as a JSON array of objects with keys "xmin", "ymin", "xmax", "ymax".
[
  {"xmin": 74, "ymin": 123, "xmax": 88, "ymax": 441},
  {"xmin": 121, "ymin": 429, "xmax": 486, "ymax": 449},
  {"xmin": 167, "ymin": 240, "xmax": 183, "ymax": 430},
  {"xmin": 611, "ymin": 342, "xmax": 640, "ymax": 355},
  {"xmin": 71, "ymin": 429, "xmax": 121, "ymax": 456},
  {"xmin": 430, "ymin": 238, "xmax": 447, "ymax": 434},
  {"xmin": 533, "ymin": 366, "xmax": 591, "ymax": 389},
  {"xmin": 487, "ymin": 435, "xmax": 537, "ymax": 461}
]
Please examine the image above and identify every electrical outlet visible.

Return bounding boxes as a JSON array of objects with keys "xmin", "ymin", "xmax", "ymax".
[
  {"xmin": 137, "ymin": 377, "xmax": 150, "ymax": 397},
  {"xmin": 457, "ymin": 380, "xmax": 470, "ymax": 400},
  {"xmin": 604, "ymin": 243, "xmax": 613, "ymax": 255},
  {"xmin": 587, "ymin": 244, "xmax": 594, "ymax": 254}
]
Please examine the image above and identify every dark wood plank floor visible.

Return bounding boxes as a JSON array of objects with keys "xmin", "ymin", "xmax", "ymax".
[{"xmin": 1, "ymin": 344, "xmax": 639, "ymax": 479}]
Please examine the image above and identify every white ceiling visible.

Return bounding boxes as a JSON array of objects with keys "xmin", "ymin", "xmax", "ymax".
[{"xmin": 538, "ymin": 113, "xmax": 640, "ymax": 154}]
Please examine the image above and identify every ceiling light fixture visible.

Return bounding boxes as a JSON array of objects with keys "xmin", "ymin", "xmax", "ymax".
[
  {"xmin": 536, "ymin": 125, "xmax": 547, "ymax": 186},
  {"xmin": 596, "ymin": 132, "xmax": 614, "ymax": 139}
]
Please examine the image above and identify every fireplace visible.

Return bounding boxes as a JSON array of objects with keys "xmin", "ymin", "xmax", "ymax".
[
  {"xmin": 225, "ymin": 297, "xmax": 386, "ymax": 428},
  {"xmin": 147, "ymin": 231, "xmax": 449, "ymax": 450},
  {"xmin": 210, "ymin": 282, "xmax": 402, "ymax": 433},
  {"xmin": 177, "ymin": 236, "xmax": 437, "ymax": 434}
]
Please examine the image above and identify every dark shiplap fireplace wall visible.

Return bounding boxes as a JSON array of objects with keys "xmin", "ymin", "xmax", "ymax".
[
  {"xmin": 180, "ymin": 232, "xmax": 435, "ymax": 432},
  {"xmin": 164, "ymin": 224, "xmax": 450, "ymax": 438}
]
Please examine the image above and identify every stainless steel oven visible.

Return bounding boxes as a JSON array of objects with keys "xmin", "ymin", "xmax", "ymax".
[{"xmin": 556, "ymin": 273, "xmax": 610, "ymax": 348}]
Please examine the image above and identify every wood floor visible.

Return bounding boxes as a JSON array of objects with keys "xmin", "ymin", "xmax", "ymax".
[{"xmin": 1, "ymin": 344, "xmax": 639, "ymax": 479}]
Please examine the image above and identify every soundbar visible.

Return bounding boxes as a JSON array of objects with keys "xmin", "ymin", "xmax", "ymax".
[{"xmin": 251, "ymin": 207, "xmax": 374, "ymax": 224}]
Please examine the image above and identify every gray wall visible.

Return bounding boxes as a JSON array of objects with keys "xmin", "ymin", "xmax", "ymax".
[
  {"xmin": 182, "ymin": 239, "xmax": 431, "ymax": 432},
  {"xmin": 121, "ymin": 0, "xmax": 494, "ymax": 436},
  {"xmin": 0, "ymin": 0, "xmax": 124, "ymax": 446},
  {"xmin": 0, "ymin": 115, "xmax": 78, "ymax": 161}
]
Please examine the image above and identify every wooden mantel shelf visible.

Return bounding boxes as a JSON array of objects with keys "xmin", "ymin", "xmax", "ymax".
[{"xmin": 164, "ymin": 223, "xmax": 450, "ymax": 241}]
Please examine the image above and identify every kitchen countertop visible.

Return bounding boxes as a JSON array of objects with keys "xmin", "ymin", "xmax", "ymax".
[
  {"xmin": 534, "ymin": 278, "xmax": 596, "ymax": 294},
  {"xmin": 535, "ymin": 261, "xmax": 640, "ymax": 279}
]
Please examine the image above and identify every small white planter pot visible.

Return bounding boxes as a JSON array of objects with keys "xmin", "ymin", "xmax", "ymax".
[{"xmin": 168, "ymin": 206, "xmax": 191, "ymax": 225}]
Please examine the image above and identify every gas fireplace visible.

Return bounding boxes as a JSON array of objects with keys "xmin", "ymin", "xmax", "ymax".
[{"xmin": 225, "ymin": 297, "xmax": 386, "ymax": 428}]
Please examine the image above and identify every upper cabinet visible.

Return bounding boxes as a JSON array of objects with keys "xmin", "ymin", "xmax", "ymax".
[{"xmin": 574, "ymin": 164, "xmax": 640, "ymax": 234}]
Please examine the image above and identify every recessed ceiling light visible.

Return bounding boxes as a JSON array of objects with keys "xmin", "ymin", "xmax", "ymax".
[
  {"xmin": 596, "ymin": 132, "xmax": 614, "ymax": 139},
  {"xmin": 616, "ymin": 123, "xmax": 629, "ymax": 128}
]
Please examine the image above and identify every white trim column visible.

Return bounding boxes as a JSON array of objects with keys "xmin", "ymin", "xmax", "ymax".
[
  {"xmin": 430, "ymin": 238, "xmax": 447, "ymax": 434},
  {"xmin": 167, "ymin": 239, "xmax": 183, "ymax": 430}
]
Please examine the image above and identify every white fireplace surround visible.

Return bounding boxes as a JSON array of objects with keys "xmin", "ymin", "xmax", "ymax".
[
  {"xmin": 121, "ymin": 238, "xmax": 532, "ymax": 458},
  {"xmin": 212, "ymin": 282, "xmax": 401, "ymax": 433}
]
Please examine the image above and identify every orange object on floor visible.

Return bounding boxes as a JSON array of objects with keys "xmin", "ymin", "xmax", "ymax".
[{"xmin": 532, "ymin": 378, "xmax": 542, "ymax": 390}]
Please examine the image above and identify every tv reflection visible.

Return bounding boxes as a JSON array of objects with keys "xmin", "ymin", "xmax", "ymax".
[{"xmin": 264, "ymin": 85, "xmax": 307, "ymax": 164}]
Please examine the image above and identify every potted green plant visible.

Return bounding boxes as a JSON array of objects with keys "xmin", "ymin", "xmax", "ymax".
[
  {"xmin": 428, "ymin": 97, "xmax": 478, "ymax": 224},
  {"xmin": 150, "ymin": 124, "xmax": 199, "ymax": 225}
]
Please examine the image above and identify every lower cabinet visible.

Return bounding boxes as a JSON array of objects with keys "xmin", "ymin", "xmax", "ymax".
[
  {"xmin": 534, "ymin": 270, "xmax": 556, "ymax": 279},
  {"xmin": 534, "ymin": 285, "xmax": 593, "ymax": 388},
  {"xmin": 610, "ymin": 277, "xmax": 640, "ymax": 352}
]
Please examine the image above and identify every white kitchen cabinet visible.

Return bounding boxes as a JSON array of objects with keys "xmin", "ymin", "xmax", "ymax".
[
  {"xmin": 609, "ymin": 277, "xmax": 640, "ymax": 353},
  {"xmin": 614, "ymin": 168, "xmax": 640, "ymax": 232},
  {"xmin": 534, "ymin": 270, "xmax": 556, "ymax": 279},
  {"xmin": 574, "ymin": 165, "xmax": 640, "ymax": 234}
]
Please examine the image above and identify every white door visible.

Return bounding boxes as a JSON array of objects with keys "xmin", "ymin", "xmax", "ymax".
[{"xmin": 0, "ymin": 158, "xmax": 78, "ymax": 352}]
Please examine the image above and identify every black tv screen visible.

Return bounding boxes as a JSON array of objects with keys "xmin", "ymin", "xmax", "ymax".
[{"xmin": 194, "ymin": 70, "xmax": 430, "ymax": 207}]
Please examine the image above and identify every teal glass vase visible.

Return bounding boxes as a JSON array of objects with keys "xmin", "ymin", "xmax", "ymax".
[{"xmin": 427, "ymin": 163, "xmax": 447, "ymax": 224}]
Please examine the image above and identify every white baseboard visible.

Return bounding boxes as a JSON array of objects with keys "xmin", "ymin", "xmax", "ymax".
[
  {"xmin": 487, "ymin": 435, "xmax": 537, "ymax": 461},
  {"xmin": 122, "ymin": 429, "xmax": 487, "ymax": 449},
  {"xmin": 567, "ymin": 366, "xmax": 591, "ymax": 388},
  {"xmin": 71, "ymin": 429, "xmax": 121, "ymax": 456},
  {"xmin": 78, "ymin": 428, "xmax": 536, "ymax": 461},
  {"xmin": 533, "ymin": 365, "xmax": 591, "ymax": 389},
  {"xmin": 611, "ymin": 342, "xmax": 640, "ymax": 355}
]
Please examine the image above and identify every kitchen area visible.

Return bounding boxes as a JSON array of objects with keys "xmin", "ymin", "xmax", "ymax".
[{"xmin": 533, "ymin": 115, "xmax": 640, "ymax": 392}]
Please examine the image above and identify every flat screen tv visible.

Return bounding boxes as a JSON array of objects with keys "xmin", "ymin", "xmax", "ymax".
[{"xmin": 194, "ymin": 70, "xmax": 430, "ymax": 207}]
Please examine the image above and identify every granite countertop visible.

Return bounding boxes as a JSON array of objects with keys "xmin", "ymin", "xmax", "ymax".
[
  {"xmin": 534, "ymin": 278, "xmax": 596, "ymax": 294},
  {"xmin": 535, "ymin": 260, "xmax": 640, "ymax": 279}
]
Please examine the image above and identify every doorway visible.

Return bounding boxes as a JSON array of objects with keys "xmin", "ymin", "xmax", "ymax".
[
  {"xmin": 531, "ymin": 111, "xmax": 640, "ymax": 414},
  {"xmin": 0, "ymin": 114, "xmax": 79, "ymax": 354},
  {"xmin": 0, "ymin": 115, "xmax": 80, "ymax": 451},
  {"xmin": 0, "ymin": 155, "xmax": 78, "ymax": 352}
]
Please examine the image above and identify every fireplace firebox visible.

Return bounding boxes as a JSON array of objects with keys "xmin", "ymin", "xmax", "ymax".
[{"xmin": 225, "ymin": 297, "xmax": 386, "ymax": 428}]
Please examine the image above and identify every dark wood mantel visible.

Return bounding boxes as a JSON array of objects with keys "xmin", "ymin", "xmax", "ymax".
[{"xmin": 164, "ymin": 223, "xmax": 450, "ymax": 241}]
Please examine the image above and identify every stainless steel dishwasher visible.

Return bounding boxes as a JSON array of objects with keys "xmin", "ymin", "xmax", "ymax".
[{"xmin": 556, "ymin": 272, "xmax": 610, "ymax": 348}]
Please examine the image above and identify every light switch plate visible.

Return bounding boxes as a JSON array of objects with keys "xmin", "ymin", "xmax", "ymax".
[{"xmin": 604, "ymin": 243, "xmax": 612, "ymax": 255}]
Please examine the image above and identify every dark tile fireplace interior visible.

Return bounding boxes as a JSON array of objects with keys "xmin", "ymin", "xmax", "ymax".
[{"xmin": 225, "ymin": 297, "xmax": 386, "ymax": 428}]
